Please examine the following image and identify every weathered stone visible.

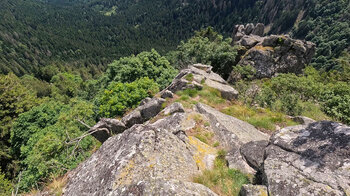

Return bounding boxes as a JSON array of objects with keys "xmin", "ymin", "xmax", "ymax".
[
  {"xmin": 240, "ymin": 140, "xmax": 269, "ymax": 170},
  {"xmin": 263, "ymin": 121, "xmax": 350, "ymax": 196},
  {"xmin": 160, "ymin": 90, "xmax": 174, "ymax": 99},
  {"xmin": 139, "ymin": 97, "xmax": 165, "ymax": 121},
  {"xmin": 89, "ymin": 118, "xmax": 126, "ymax": 143},
  {"xmin": 292, "ymin": 116, "xmax": 316, "ymax": 125},
  {"xmin": 139, "ymin": 97, "xmax": 152, "ymax": 106},
  {"xmin": 122, "ymin": 110, "xmax": 143, "ymax": 128},
  {"xmin": 252, "ymin": 23, "xmax": 264, "ymax": 36},
  {"xmin": 163, "ymin": 102, "xmax": 185, "ymax": 115},
  {"xmin": 189, "ymin": 65, "xmax": 227, "ymax": 84},
  {"xmin": 152, "ymin": 112, "xmax": 186, "ymax": 134},
  {"xmin": 166, "ymin": 78, "xmax": 189, "ymax": 93},
  {"xmin": 205, "ymin": 79, "xmax": 239, "ymax": 100},
  {"xmin": 244, "ymin": 23, "xmax": 255, "ymax": 35},
  {"xmin": 193, "ymin": 63, "xmax": 213, "ymax": 73},
  {"xmin": 239, "ymin": 184, "xmax": 268, "ymax": 196},
  {"xmin": 112, "ymin": 179, "xmax": 218, "ymax": 196},
  {"xmin": 196, "ymin": 103, "xmax": 269, "ymax": 146},
  {"xmin": 64, "ymin": 124, "xmax": 201, "ymax": 195},
  {"xmin": 226, "ymin": 149, "xmax": 256, "ymax": 175}
]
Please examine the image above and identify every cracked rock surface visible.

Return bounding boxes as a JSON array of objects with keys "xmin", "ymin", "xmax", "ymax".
[{"xmin": 263, "ymin": 121, "xmax": 350, "ymax": 196}]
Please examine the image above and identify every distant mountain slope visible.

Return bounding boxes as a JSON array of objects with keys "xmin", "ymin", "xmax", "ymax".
[{"xmin": 0, "ymin": 0, "xmax": 349, "ymax": 76}]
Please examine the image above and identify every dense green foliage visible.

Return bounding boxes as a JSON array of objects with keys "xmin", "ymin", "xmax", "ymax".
[
  {"xmin": 11, "ymin": 100, "xmax": 98, "ymax": 191},
  {"xmin": 293, "ymin": 0, "xmax": 350, "ymax": 70},
  {"xmin": 0, "ymin": 73, "xmax": 39, "ymax": 180},
  {"xmin": 169, "ymin": 27, "xmax": 238, "ymax": 78},
  {"xmin": 0, "ymin": 169, "xmax": 12, "ymax": 196},
  {"xmin": 105, "ymin": 49, "xmax": 177, "ymax": 89},
  {"xmin": 235, "ymin": 65, "xmax": 350, "ymax": 124},
  {"xmin": 3, "ymin": 0, "xmax": 348, "ymax": 77},
  {"xmin": 96, "ymin": 77, "xmax": 159, "ymax": 118}
]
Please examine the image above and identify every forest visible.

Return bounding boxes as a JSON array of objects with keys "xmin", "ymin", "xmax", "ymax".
[{"xmin": 0, "ymin": 0, "xmax": 349, "ymax": 195}]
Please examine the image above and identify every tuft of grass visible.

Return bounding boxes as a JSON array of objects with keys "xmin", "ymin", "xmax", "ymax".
[
  {"xmin": 213, "ymin": 142, "xmax": 220, "ymax": 147},
  {"xmin": 46, "ymin": 175, "xmax": 68, "ymax": 196},
  {"xmin": 185, "ymin": 73, "xmax": 194, "ymax": 81},
  {"xmin": 222, "ymin": 104, "xmax": 297, "ymax": 132},
  {"xmin": 193, "ymin": 150, "xmax": 250, "ymax": 196},
  {"xmin": 198, "ymin": 86, "xmax": 226, "ymax": 106}
]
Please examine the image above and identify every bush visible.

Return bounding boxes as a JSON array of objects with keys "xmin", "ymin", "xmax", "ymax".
[
  {"xmin": 96, "ymin": 77, "xmax": 159, "ymax": 118},
  {"xmin": 105, "ymin": 49, "xmax": 177, "ymax": 89},
  {"xmin": 321, "ymin": 83, "xmax": 350, "ymax": 124},
  {"xmin": 0, "ymin": 169, "xmax": 12, "ymax": 196}
]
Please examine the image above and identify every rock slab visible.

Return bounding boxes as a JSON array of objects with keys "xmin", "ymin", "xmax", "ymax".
[{"xmin": 263, "ymin": 121, "xmax": 350, "ymax": 196}]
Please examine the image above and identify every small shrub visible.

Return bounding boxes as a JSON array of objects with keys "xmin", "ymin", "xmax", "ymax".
[{"xmin": 0, "ymin": 169, "xmax": 12, "ymax": 196}]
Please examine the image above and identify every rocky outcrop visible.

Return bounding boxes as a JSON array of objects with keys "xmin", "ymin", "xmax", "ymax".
[
  {"xmin": 262, "ymin": 121, "xmax": 350, "ymax": 195},
  {"xmin": 166, "ymin": 64, "xmax": 239, "ymax": 100},
  {"xmin": 229, "ymin": 24, "xmax": 315, "ymax": 82},
  {"xmin": 64, "ymin": 114, "xmax": 218, "ymax": 196}
]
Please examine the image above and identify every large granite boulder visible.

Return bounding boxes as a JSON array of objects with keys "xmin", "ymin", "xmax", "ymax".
[
  {"xmin": 196, "ymin": 103, "xmax": 269, "ymax": 174},
  {"xmin": 262, "ymin": 121, "xmax": 350, "ymax": 196},
  {"xmin": 229, "ymin": 24, "xmax": 315, "ymax": 82},
  {"xmin": 163, "ymin": 102, "xmax": 185, "ymax": 115},
  {"xmin": 88, "ymin": 118, "xmax": 126, "ymax": 143},
  {"xmin": 64, "ymin": 113, "xmax": 218, "ymax": 195},
  {"xmin": 122, "ymin": 97, "xmax": 165, "ymax": 128}
]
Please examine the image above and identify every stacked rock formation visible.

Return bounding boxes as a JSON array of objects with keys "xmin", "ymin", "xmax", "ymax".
[{"xmin": 228, "ymin": 23, "xmax": 316, "ymax": 82}]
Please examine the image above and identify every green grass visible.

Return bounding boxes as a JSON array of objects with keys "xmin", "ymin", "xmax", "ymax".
[
  {"xmin": 198, "ymin": 86, "xmax": 226, "ymax": 106},
  {"xmin": 222, "ymin": 105, "xmax": 297, "ymax": 131},
  {"xmin": 185, "ymin": 73, "xmax": 194, "ymax": 81},
  {"xmin": 193, "ymin": 150, "xmax": 250, "ymax": 196},
  {"xmin": 300, "ymin": 101, "xmax": 330, "ymax": 121}
]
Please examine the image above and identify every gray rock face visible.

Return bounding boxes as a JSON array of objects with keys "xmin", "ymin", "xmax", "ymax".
[
  {"xmin": 89, "ymin": 118, "xmax": 126, "ymax": 143},
  {"xmin": 163, "ymin": 102, "xmax": 185, "ymax": 115},
  {"xmin": 196, "ymin": 103, "xmax": 268, "ymax": 174},
  {"xmin": 233, "ymin": 23, "xmax": 265, "ymax": 42},
  {"xmin": 263, "ymin": 121, "xmax": 350, "ymax": 196},
  {"xmin": 239, "ymin": 184, "xmax": 268, "ymax": 196},
  {"xmin": 139, "ymin": 97, "xmax": 165, "ymax": 121},
  {"xmin": 229, "ymin": 24, "xmax": 315, "ymax": 82},
  {"xmin": 240, "ymin": 140, "xmax": 269, "ymax": 170},
  {"xmin": 112, "ymin": 179, "xmax": 217, "ymax": 196},
  {"xmin": 122, "ymin": 97, "xmax": 165, "ymax": 128},
  {"xmin": 205, "ymin": 79, "xmax": 239, "ymax": 100},
  {"xmin": 122, "ymin": 110, "xmax": 143, "ymax": 128},
  {"xmin": 292, "ymin": 116, "xmax": 316, "ymax": 125},
  {"xmin": 196, "ymin": 103, "xmax": 269, "ymax": 145},
  {"xmin": 65, "ymin": 124, "xmax": 203, "ymax": 195},
  {"xmin": 65, "ymin": 112, "xmax": 218, "ymax": 196},
  {"xmin": 160, "ymin": 90, "xmax": 173, "ymax": 99}
]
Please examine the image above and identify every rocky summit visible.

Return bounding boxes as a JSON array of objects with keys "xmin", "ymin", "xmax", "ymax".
[
  {"xmin": 228, "ymin": 23, "xmax": 316, "ymax": 82},
  {"xmin": 63, "ymin": 63, "xmax": 349, "ymax": 196}
]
